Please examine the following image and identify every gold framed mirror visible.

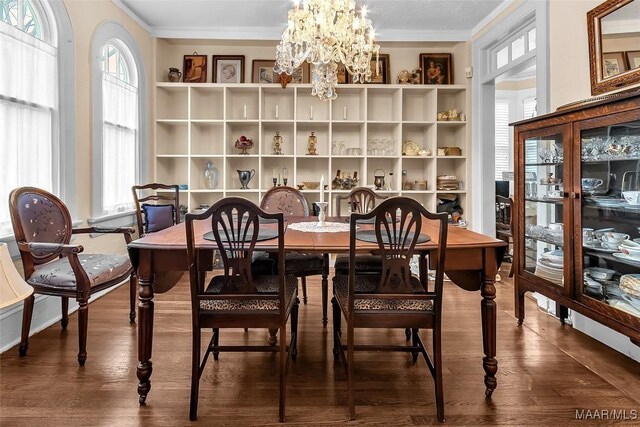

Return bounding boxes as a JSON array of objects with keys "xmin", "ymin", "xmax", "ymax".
[{"xmin": 588, "ymin": 0, "xmax": 640, "ymax": 95}]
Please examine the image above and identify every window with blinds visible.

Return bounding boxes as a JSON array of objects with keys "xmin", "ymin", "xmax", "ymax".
[{"xmin": 495, "ymin": 99, "xmax": 511, "ymax": 180}]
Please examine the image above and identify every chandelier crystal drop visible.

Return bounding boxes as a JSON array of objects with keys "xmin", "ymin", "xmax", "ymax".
[{"xmin": 274, "ymin": 0, "xmax": 380, "ymax": 101}]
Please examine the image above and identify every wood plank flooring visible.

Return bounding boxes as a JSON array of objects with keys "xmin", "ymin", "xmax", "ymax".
[{"xmin": 1, "ymin": 264, "xmax": 639, "ymax": 426}]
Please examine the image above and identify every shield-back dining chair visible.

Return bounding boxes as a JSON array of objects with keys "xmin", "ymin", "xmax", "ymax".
[
  {"xmin": 332, "ymin": 196, "xmax": 448, "ymax": 422},
  {"xmin": 185, "ymin": 197, "xmax": 299, "ymax": 422}
]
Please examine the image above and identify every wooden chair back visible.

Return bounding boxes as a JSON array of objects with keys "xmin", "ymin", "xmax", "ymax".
[
  {"xmin": 9, "ymin": 187, "xmax": 73, "ymax": 273},
  {"xmin": 260, "ymin": 186, "xmax": 309, "ymax": 217},
  {"xmin": 348, "ymin": 197, "xmax": 448, "ymax": 307},
  {"xmin": 335, "ymin": 187, "xmax": 386, "ymax": 216},
  {"xmin": 185, "ymin": 197, "xmax": 286, "ymax": 309},
  {"xmin": 495, "ymin": 195, "xmax": 513, "ymax": 238}
]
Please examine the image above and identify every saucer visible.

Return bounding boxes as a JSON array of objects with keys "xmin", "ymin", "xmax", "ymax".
[
  {"xmin": 583, "ymin": 244, "xmax": 617, "ymax": 253},
  {"xmin": 612, "ymin": 252, "xmax": 640, "ymax": 265}
]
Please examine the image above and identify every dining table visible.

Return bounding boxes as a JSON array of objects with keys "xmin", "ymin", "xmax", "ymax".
[{"xmin": 128, "ymin": 216, "xmax": 507, "ymax": 404}]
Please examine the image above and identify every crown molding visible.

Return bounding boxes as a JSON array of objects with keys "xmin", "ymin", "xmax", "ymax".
[
  {"xmin": 471, "ymin": 0, "xmax": 517, "ymax": 37},
  {"xmin": 111, "ymin": 0, "xmax": 152, "ymax": 34}
]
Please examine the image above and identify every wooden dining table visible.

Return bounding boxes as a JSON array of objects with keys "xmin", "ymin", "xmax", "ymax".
[{"xmin": 128, "ymin": 217, "xmax": 506, "ymax": 404}]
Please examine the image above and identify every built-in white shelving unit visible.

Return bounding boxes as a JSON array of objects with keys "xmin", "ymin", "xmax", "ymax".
[{"xmin": 154, "ymin": 83, "xmax": 469, "ymax": 219}]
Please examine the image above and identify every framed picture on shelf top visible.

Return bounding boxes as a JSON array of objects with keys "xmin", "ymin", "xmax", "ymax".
[
  {"xmin": 252, "ymin": 59, "xmax": 276, "ymax": 83},
  {"xmin": 626, "ymin": 50, "xmax": 640, "ymax": 71},
  {"xmin": 183, "ymin": 53, "xmax": 207, "ymax": 83},
  {"xmin": 367, "ymin": 54, "xmax": 390, "ymax": 84},
  {"xmin": 212, "ymin": 55, "xmax": 245, "ymax": 83},
  {"xmin": 289, "ymin": 62, "xmax": 311, "ymax": 83},
  {"xmin": 602, "ymin": 51, "xmax": 627, "ymax": 78},
  {"xmin": 420, "ymin": 53, "xmax": 453, "ymax": 85}
]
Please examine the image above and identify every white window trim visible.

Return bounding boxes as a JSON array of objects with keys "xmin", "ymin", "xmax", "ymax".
[
  {"xmin": 471, "ymin": 0, "xmax": 549, "ymax": 235},
  {"xmin": 90, "ymin": 21, "xmax": 147, "ymax": 224}
]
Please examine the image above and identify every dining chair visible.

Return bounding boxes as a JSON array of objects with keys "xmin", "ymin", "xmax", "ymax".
[
  {"xmin": 255, "ymin": 186, "xmax": 330, "ymax": 325},
  {"xmin": 185, "ymin": 197, "xmax": 299, "ymax": 422},
  {"xmin": 333, "ymin": 187, "xmax": 387, "ymax": 276},
  {"xmin": 495, "ymin": 195, "xmax": 514, "ymax": 277},
  {"xmin": 332, "ymin": 196, "xmax": 448, "ymax": 422},
  {"xmin": 132, "ymin": 183, "xmax": 180, "ymax": 237},
  {"xmin": 9, "ymin": 187, "xmax": 136, "ymax": 366}
]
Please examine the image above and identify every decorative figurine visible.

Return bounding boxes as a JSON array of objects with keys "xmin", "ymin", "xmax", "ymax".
[
  {"xmin": 235, "ymin": 135, "xmax": 254, "ymax": 155},
  {"xmin": 307, "ymin": 131, "xmax": 318, "ymax": 155},
  {"xmin": 273, "ymin": 131, "xmax": 283, "ymax": 155}
]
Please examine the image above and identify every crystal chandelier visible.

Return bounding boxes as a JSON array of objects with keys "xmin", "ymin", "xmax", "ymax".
[{"xmin": 274, "ymin": 0, "xmax": 380, "ymax": 100}]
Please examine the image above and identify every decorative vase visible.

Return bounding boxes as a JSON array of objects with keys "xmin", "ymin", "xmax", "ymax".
[
  {"xmin": 204, "ymin": 161, "xmax": 219, "ymax": 189},
  {"xmin": 237, "ymin": 169, "xmax": 255, "ymax": 189},
  {"xmin": 168, "ymin": 67, "xmax": 182, "ymax": 82}
]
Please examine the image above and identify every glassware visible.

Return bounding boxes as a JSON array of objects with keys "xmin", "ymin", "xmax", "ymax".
[{"xmin": 204, "ymin": 161, "xmax": 219, "ymax": 189}]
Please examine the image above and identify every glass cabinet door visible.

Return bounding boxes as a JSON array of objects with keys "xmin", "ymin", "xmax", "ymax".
[
  {"xmin": 521, "ymin": 129, "xmax": 568, "ymax": 290},
  {"xmin": 579, "ymin": 118, "xmax": 640, "ymax": 319}
]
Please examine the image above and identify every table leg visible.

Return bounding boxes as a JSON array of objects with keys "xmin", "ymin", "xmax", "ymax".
[
  {"xmin": 322, "ymin": 253, "xmax": 329, "ymax": 328},
  {"xmin": 137, "ymin": 251, "xmax": 154, "ymax": 405},
  {"xmin": 481, "ymin": 273, "xmax": 498, "ymax": 398}
]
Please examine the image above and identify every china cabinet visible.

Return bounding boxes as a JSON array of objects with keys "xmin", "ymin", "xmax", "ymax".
[
  {"xmin": 513, "ymin": 91, "xmax": 640, "ymax": 345},
  {"xmin": 154, "ymin": 83, "xmax": 470, "ymax": 224}
]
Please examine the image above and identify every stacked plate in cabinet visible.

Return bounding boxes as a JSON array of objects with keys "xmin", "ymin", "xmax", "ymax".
[
  {"xmin": 436, "ymin": 175, "xmax": 459, "ymax": 190},
  {"xmin": 534, "ymin": 250, "xmax": 564, "ymax": 285}
]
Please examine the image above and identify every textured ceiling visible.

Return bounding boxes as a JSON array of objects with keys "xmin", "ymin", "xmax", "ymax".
[{"xmin": 117, "ymin": 0, "xmax": 509, "ymax": 41}]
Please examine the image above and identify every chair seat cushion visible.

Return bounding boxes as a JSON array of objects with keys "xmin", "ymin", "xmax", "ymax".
[
  {"xmin": 334, "ymin": 254, "xmax": 382, "ymax": 274},
  {"xmin": 251, "ymin": 251, "xmax": 324, "ymax": 276},
  {"xmin": 333, "ymin": 275, "xmax": 432, "ymax": 314},
  {"xmin": 27, "ymin": 254, "xmax": 132, "ymax": 290},
  {"xmin": 199, "ymin": 274, "xmax": 298, "ymax": 312}
]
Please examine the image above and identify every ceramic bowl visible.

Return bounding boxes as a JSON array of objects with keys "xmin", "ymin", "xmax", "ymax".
[
  {"xmin": 301, "ymin": 181, "xmax": 320, "ymax": 190},
  {"xmin": 584, "ymin": 267, "xmax": 616, "ymax": 280}
]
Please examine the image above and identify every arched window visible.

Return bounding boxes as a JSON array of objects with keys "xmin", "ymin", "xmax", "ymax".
[
  {"xmin": 0, "ymin": 0, "xmax": 74, "ymax": 236},
  {"xmin": 91, "ymin": 22, "xmax": 146, "ymax": 220},
  {"xmin": 100, "ymin": 41, "xmax": 138, "ymax": 214}
]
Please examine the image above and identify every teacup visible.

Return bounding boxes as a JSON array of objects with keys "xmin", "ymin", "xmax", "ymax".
[
  {"xmin": 602, "ymin": 241, "xmax": 622, "ymax": 250},
  {"xmin": 620, "ymin": 239, "xmax": 640, "ymax": 248},
  {"xmin": 549, "ymin": 223, "xmax": 563, "ymax": 232},
  {"xmin": 583, "ymin": 228, "xmax": 594, "ymax": 245},
  {"xmin": 602, "ymin": 232, "xmax": 629, "ymax": 242},
  {"xmin": 581, "ymin": 177, "xmax": 603, "ymax": 190}
]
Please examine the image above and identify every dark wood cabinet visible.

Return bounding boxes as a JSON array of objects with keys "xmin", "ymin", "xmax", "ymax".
[{"xmin": 513, "ymin": 91, "xmax": 640, "ymax": 345}]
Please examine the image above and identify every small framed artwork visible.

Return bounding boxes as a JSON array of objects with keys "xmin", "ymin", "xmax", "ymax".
[
  {"xmin": 289, "ymin": 63, "xmax": 311, "ymax": 83},
  {"xmin": 420, "ymin": 53, "xmax": 453, "ymax": 85},
  {"xmin": 212, "ymin": 55, "xmax": 245, "ymax": 83},
  {"xmin": 252, "ymin": 60, "xmax": 276, "ymax": 83},
  {"xmin": 367, "ymin": 54, "xmax": 390, "ymax": 84},
  {"xmin": 602, "ymin": 51, "xmax": 627, "ymax": 78},
  {"xmin": 183, "ymin": 54, "xmax": 207, "ymax": 83},
  {"xmin": 626, "ymin": 50, "xmax": 640, "ymax": 70}
]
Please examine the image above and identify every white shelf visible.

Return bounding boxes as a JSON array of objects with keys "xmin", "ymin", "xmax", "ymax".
[{"xmin": 154, "ymin": 83, "xmax": 470, "ymax": 219}]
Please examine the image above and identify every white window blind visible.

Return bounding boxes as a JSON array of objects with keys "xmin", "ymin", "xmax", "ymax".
[
  {"xmin": 100, "ymin": 43, "xmax": 138, "ymax": 215},
  {"xmin": 495, "ymin": 99, "xmax": 510, "ymax": 180},
  {"xmin": 0, "ymin": 17, "xmax": 56, "ymax": 234}
]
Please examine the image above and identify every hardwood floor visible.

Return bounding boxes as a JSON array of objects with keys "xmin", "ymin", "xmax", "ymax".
[{"xmin": 1, "ymin": 264, "xmax": 639, "ymax": 425}]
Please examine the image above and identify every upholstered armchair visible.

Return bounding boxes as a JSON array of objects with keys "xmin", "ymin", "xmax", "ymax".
[{"xmin": 9, "ymin": 187, "xmax": 136, "ymax": 366}]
